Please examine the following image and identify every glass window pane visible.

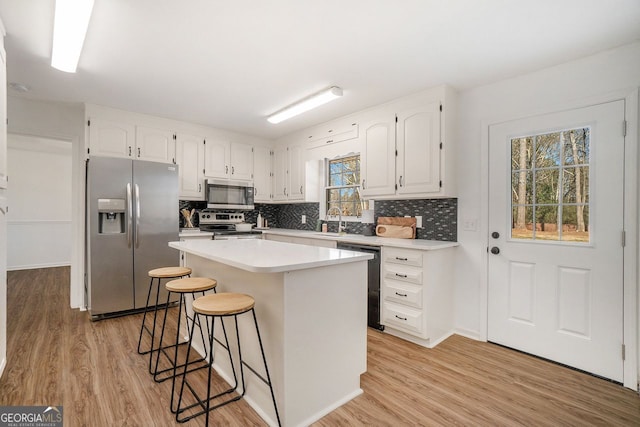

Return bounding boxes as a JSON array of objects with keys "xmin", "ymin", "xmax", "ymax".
[
  {"xmin": 534, "ymin": 168, "xmax": 559, "ymax": 204},
  {"xmin": 562, "ymin": 166, "xmax": 589, "ymax": 204},
  {"xmin": 511, "ymin": 171, "xmax": 533, "ymax": 205},
  {"xmin": 512, "ymin": 205, "xmax": 533, "ymax": 240},
  {"xmin": 511, "ymin": 137, "xmax": 533, "ymax": 170},
  {"xmin": 535, "ymin": 205, "xmax": 559, "ymax": 240},
  {"xmin": 563, "ymin": 128, "xmax": 590, "ymax": 166},
  {"xmin": 561, "ymin": 205, "xmax": 589, "ymax": 242},
  {"xmin": 328, "ymin": 189, "xmax": 340, "ymax": 201},
  {"xmin": 329, "ymin": 162, "xmax": 343, "ymax": 174},
  {"xmin": 535, "ymin": 132, "xmax": 561, "ymax": 168}
]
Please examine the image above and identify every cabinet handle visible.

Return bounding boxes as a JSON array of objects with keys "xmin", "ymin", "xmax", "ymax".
[
  {"xmin": 395, "ymin": 314, "xmax": 408, "ymax": 321},
  {"xmin": 362, "ymin": 179, "xmax": 366, "ymax": 189},
  {"xmin": 300, "ymin": 185, "xmax": 303, "ymax": 194},
  {"xmin": 284, "ymin": 187, "xmax": 287, "ymax": 196},
  {"xmin": 226, "ymin": 165, "xmax": 229, "ymax": 174},
  {"xmin": 137, "ymin": 147, "xmax": 141, "ymax": 157},
  {"xmin": 128, "ymin": 146, "xmax": 132, "ymax": 156},
  {"xmin": 395, "ymin": 292, "xmax": 408, "ymax": 297},
  {"xmin": 395, "ymin": 257, "xmax": 408, "ymax": 261},
  {"xmin": 255, "ymin": 187, "xmax": 258, "ymax": 195},
  {"xmin": 395, "ymin": 273, "xmax": 408, "ymax": 278},
  {"xmin": 399, "ymin": 175, "xmax": 404, "ymax": 187},
  {"xmin": 198, "ymin": 183, "xmax": 202, "ymax": 193},
  {"xmin": 232, "ymin": 166, "xmax": 235, "ymax": 174}
]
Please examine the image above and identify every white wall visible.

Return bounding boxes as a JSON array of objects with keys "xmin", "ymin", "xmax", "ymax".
[
  {"xmin": 7, "ymin": 135, "xmax": 72, "ymax": 269},
  {"xmin": 455, "ymin": 41, "xmax": 640, "ymax": 387},
  {"xmin": 7, "ymin": 97, "xmax": 85, "ymax": 307}
]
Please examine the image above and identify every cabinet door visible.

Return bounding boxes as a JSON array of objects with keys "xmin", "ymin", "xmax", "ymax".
[
  {"xmin": 230, "ymin": 143, "xmax": 253, "ymax": 181},
  {"xmin": 360, "ymin": 114, "xmax": 396, "ymax": 197},
  {"xmin": 176, "ymin": 133, "xmax": 204, "ymax": 200},
  {"xmin": 203, "ymin": 139, "xmax": 230, "ymax": 179},
  {"xmin": 89, "ymin": 118, "xmax": 135, "ymax": 159},
  {"xmin": 135, "ymin": 126, "xmax": 175, "ymax": 164},
  {"xmin": 288, "ymin": 145, "xmax": 304, "ymax": 200},
  {"xmin": 253, "ymin": 146, "xmax": 272, "ymax": 202},
  {"xmin": 397, "ymin": 103, "xmax": 441, "ymax": 194},
  {"xmin": 0, "ymin": 46, "xmax": 6, "ymax": 189},
  {"xmin": 273, "ymin": 147, "xmax": 288, "ymax": 201}
]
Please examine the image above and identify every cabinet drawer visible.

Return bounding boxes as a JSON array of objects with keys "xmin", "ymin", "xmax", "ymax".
[
  {"xmin": 384, "ymin": 248, "xmax": 423, "ymax": 267},
  {"xmin": 384, "ymin": 282, "xmax": 422, "ymax": 308},
  {"xmin": 384, "ymin": 265, "xmax": 423, "ymax": 285},
  {"xmin": 383, "ymin": 303, "xmax": 423, "ymax": 334}
]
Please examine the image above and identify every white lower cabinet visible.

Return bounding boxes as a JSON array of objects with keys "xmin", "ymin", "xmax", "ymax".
[{"xmin": 381, "ymin": 246, "xmax": 454, "ymax": 348}]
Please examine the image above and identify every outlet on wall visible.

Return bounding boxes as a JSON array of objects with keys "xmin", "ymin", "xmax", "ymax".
[
  {"xmin": 416, "ymin": 216, "xmax": 423, "ymax": 228},
  {"xmin": 301, "ymin": 215, "xmax": 306, "ymax": 224}
]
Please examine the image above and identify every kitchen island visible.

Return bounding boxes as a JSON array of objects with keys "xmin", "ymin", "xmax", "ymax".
[{"xmin": 169, "ymin": 239, "xmax": 373, "ymax": 427}]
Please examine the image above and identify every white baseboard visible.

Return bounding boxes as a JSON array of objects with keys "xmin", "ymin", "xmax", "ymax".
[
  {"xmin": 7, "ymin": 262, "xmax": 71, "ymax": 271},
  {"xmin": 453, "ymin": 327, "xmax": 482, "ymax": 341},
  {"xmin": 0, "ymin": 357, "xmax": 6, "ymax": 379}
]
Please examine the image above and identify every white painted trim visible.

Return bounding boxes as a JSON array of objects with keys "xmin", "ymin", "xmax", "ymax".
[
  {"xmin": 7, "ymin": 262, "xmax": 71, "ymax": 271},
  {"xmin": 480, "ymin": 88, "xmax": 639, "ymax": 390},
  {"xmin": 0, "ymin": 357, "xmax": 5, "ymax": 379},
  {"xmin": 453, "ymin": 328, "xmax": 482, "ymax": 341}
]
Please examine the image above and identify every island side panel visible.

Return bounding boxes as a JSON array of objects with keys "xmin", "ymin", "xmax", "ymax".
[
  {"xmin": 184, "ymin": 253, "xmax": 285, "ymax": 427},
  {"xmin": 283, "ymin": 260, "xmax": 368, "ymax": 426}
]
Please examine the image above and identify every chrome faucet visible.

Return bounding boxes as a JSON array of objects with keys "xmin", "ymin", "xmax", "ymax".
[{"xmin": 326, "ymin": 206, "xmax": 346, "ymax": 234}]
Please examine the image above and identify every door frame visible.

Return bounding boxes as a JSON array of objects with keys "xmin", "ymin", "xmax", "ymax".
[{"xmin": 478, "ymin": 89, "xmax": 639, "ymax": 390}]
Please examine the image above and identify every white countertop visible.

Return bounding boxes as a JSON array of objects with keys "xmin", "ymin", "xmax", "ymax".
[
  {"xmin": 261, "ymin": 228, "xmax": 459, "ymax": 250},
  {"xmin": 169, "ymin": 238, "xmax": 373, "ymax": 273}
]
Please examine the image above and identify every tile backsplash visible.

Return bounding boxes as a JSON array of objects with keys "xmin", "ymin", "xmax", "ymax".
[{"xmin": 180, "ymin": 198, "xmax": 457, "ymax": 241}]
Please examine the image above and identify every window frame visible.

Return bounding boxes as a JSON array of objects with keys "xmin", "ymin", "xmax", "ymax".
[{"xmin": 323, "ymin": 153, "xmax": 363, "ymax": 223}]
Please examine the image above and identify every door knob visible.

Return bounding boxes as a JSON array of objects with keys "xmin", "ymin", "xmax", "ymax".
[
  {"xmin": 490, "ymin": 247, "xmax": 500, "ymax": 255},
  {"xmin": 491, "ymin": 231, "xmax": 500, "ymax": 239}
]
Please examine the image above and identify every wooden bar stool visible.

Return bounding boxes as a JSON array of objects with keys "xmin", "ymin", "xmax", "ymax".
[
  {"xmin": 137, "ymin": 266, "xmax": 192, "ymax": 373},
  {"xmin": 152, "ymin": 277, "xmax": 219, "ymax": 413},
  {"xmin": 176, "ymin": 293, "xmax": 281, "ymax": 427}
]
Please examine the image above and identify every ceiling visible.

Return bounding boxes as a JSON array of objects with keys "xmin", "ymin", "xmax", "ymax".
[{"xmin": 0, "ymin": 1, "xmax": 639, "ymax": 140}]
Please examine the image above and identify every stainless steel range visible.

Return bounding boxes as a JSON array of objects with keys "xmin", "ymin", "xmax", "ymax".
[{"xmin": 198, "ymin": 211, "xmax": 262, "ymax": 239}]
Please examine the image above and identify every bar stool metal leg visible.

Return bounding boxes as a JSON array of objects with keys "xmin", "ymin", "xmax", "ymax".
[{"xmin": 136, "ymin": 276, "xmax": 157, "ymax": 355}]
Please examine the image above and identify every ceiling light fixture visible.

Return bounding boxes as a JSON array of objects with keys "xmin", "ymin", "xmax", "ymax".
[
  {"xmin": 51, "ymin": 0, "xmax": 95, "ymax": 73},
  {"xmin": 267, "ymin": 86, "xmax": 343, "ymax": 124}
]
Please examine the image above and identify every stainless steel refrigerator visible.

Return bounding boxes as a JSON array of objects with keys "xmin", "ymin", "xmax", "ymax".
[{"xmin": 86, "ymin": 157, "xmax": 179, "ymax": 319}]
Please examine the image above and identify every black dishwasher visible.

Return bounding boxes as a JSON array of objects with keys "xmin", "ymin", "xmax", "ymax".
[{"xmin": 336, "ymin": 242, "xmax": 383, "ymax": 330}]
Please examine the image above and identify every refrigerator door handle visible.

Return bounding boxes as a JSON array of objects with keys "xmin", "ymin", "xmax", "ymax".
[
  {"xmin": 135, "ymin": 183, "xmax": 141, "ymax": 248},
  {"xmin": 126, "ymin": 183, "xmax": 133, "ymax": 248}
]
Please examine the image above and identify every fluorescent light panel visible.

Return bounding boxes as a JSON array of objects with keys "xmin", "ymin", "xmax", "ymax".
[
  {"xmin": 51, "ymin": 0, "xmax": 95, "ymax": 73},
  {"xmin": 268, "ymin": 86, "xmax": 343, "ymax": 124}
]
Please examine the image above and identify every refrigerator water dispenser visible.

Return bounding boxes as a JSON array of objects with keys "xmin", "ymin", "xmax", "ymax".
[{"xmin": 98, "ymin": 198, "xmax": 125, "ymax": 234}]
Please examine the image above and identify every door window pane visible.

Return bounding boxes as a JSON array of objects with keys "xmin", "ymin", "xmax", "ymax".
[{"xmin": 510, "ymin": 127, "xmax": 590, "ymax": 243}]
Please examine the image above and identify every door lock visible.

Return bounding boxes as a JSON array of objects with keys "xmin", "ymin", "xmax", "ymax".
[
  {"xmin": 490, "ymin": 247, "xmax": 500, "ymax": 255},
  {"xmin": 491, "ymin": 231, "xmax": 500, "ymax": 239}
]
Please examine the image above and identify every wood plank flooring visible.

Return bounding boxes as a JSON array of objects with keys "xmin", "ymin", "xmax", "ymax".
[{"xmin": 1, "ymin": 267, "xmax": 639, "ymax": 426}]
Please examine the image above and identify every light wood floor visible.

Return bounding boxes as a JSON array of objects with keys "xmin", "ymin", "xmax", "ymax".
[{"xmin": 1, "ymin": 267, "xmax": 639, "ymax": 426}]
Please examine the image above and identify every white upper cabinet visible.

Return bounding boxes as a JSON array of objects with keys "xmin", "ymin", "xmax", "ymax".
[
  {"xmin": 396, "ymin": 103, "xmax": 441, "ymax": 195},
  {"xmin": 88, "ymin": 118, "xmax": 135, "ymax": 159},
  {"xmin": 88, "ymin": 119, "xmax": 176, "ymax": 164},
  {"xmin": 288, "ymin": 145, "xmax": 304, "ymax": 200},
  {"xmin": 203, "ymin": 139, "xmax": 230, "ymax": 179},
  {"xmin": 359, "ymin": 85, "xmax": 456, "ymax": 199},
  {"xmin": 273, "ymin": 147, "xmax": 288, "ymax": 201},
  {"xmin": 135, "ymin": 126, "xmax": 176, "ymax": 163},
  {"xmin": 230, "ymin": 143, "xmax": 253, "ymax": 181},
  {"xmin": 360, "ymin": 113, "xmax": 396, "ymax": 198},
  {"xmin": 204, "ymin": 140, "xmax": 253, "ymax": 181},
  {"xmin": 0, "ymin": 43, "xmax": 6, "ymax": 189},
  {"xmin": 253, "ymin": 146, "xmax": 273, "ymax": 202},
  {"xmin": 176, "ymin": 133, "xmax": 205, "ymax": 200}
]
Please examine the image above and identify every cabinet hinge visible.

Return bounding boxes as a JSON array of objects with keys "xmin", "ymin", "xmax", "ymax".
[
  {"xmin": 622, "ymin": 230, "xmax": 626, "ymax": 247},
  {"xmin": 87, "ymin": 148, "xmax": 90, "ymax": 154},
  {"xmin": 622, "ymin": 344, "xmax": 626, "ymax": 360},
  {"xmin": 440, "ymin": 142, "xmax": 443, "ymax": 149},
  {"xmin": 395, "ymin": 149, "xmax": 398, "ymax": 156},
  {"xmin": 439, "ymin": 104, "xmax": 443, "ymax": 112},
  {"xmin": 173, "ymin": 134, "xmax": 176, "ymax": 140},
  {"xmin": 623, "ymin": 120, "xmax": 627, "ymax": 137},
  {"xmin": 251, "ymin": 147, "xmax": 254, "ymax": 153},
  {"xmin": 395, "ymin": 183, "xmax": 398, "ymax": 190},
  {"xmin": 203, "ymin": 140, "xmax": 206, "ymax": 144},
  {"xmin": 395, "ymin": 115, "xmax": 398, "ymax": 123},
  {"xmin": 87, "ymin": 119, "xmax": 91, "ymax": 126},
  {"xmin": 202, "ymin": 169, "xmax": 205, "ymax": 174},
  {"xmin": 439, "ymin": 180, "xmax": 443, "ymax": 188}
]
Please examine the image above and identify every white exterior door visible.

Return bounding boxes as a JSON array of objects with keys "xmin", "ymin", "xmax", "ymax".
[{"xmin": 488, "ymin": 100, "xmax": 625, "ymax": 382}]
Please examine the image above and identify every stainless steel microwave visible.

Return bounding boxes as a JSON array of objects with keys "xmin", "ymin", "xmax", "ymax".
[{"xmin": 205, "ymin": 179, "xmax": 255, "ymax": 210}]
